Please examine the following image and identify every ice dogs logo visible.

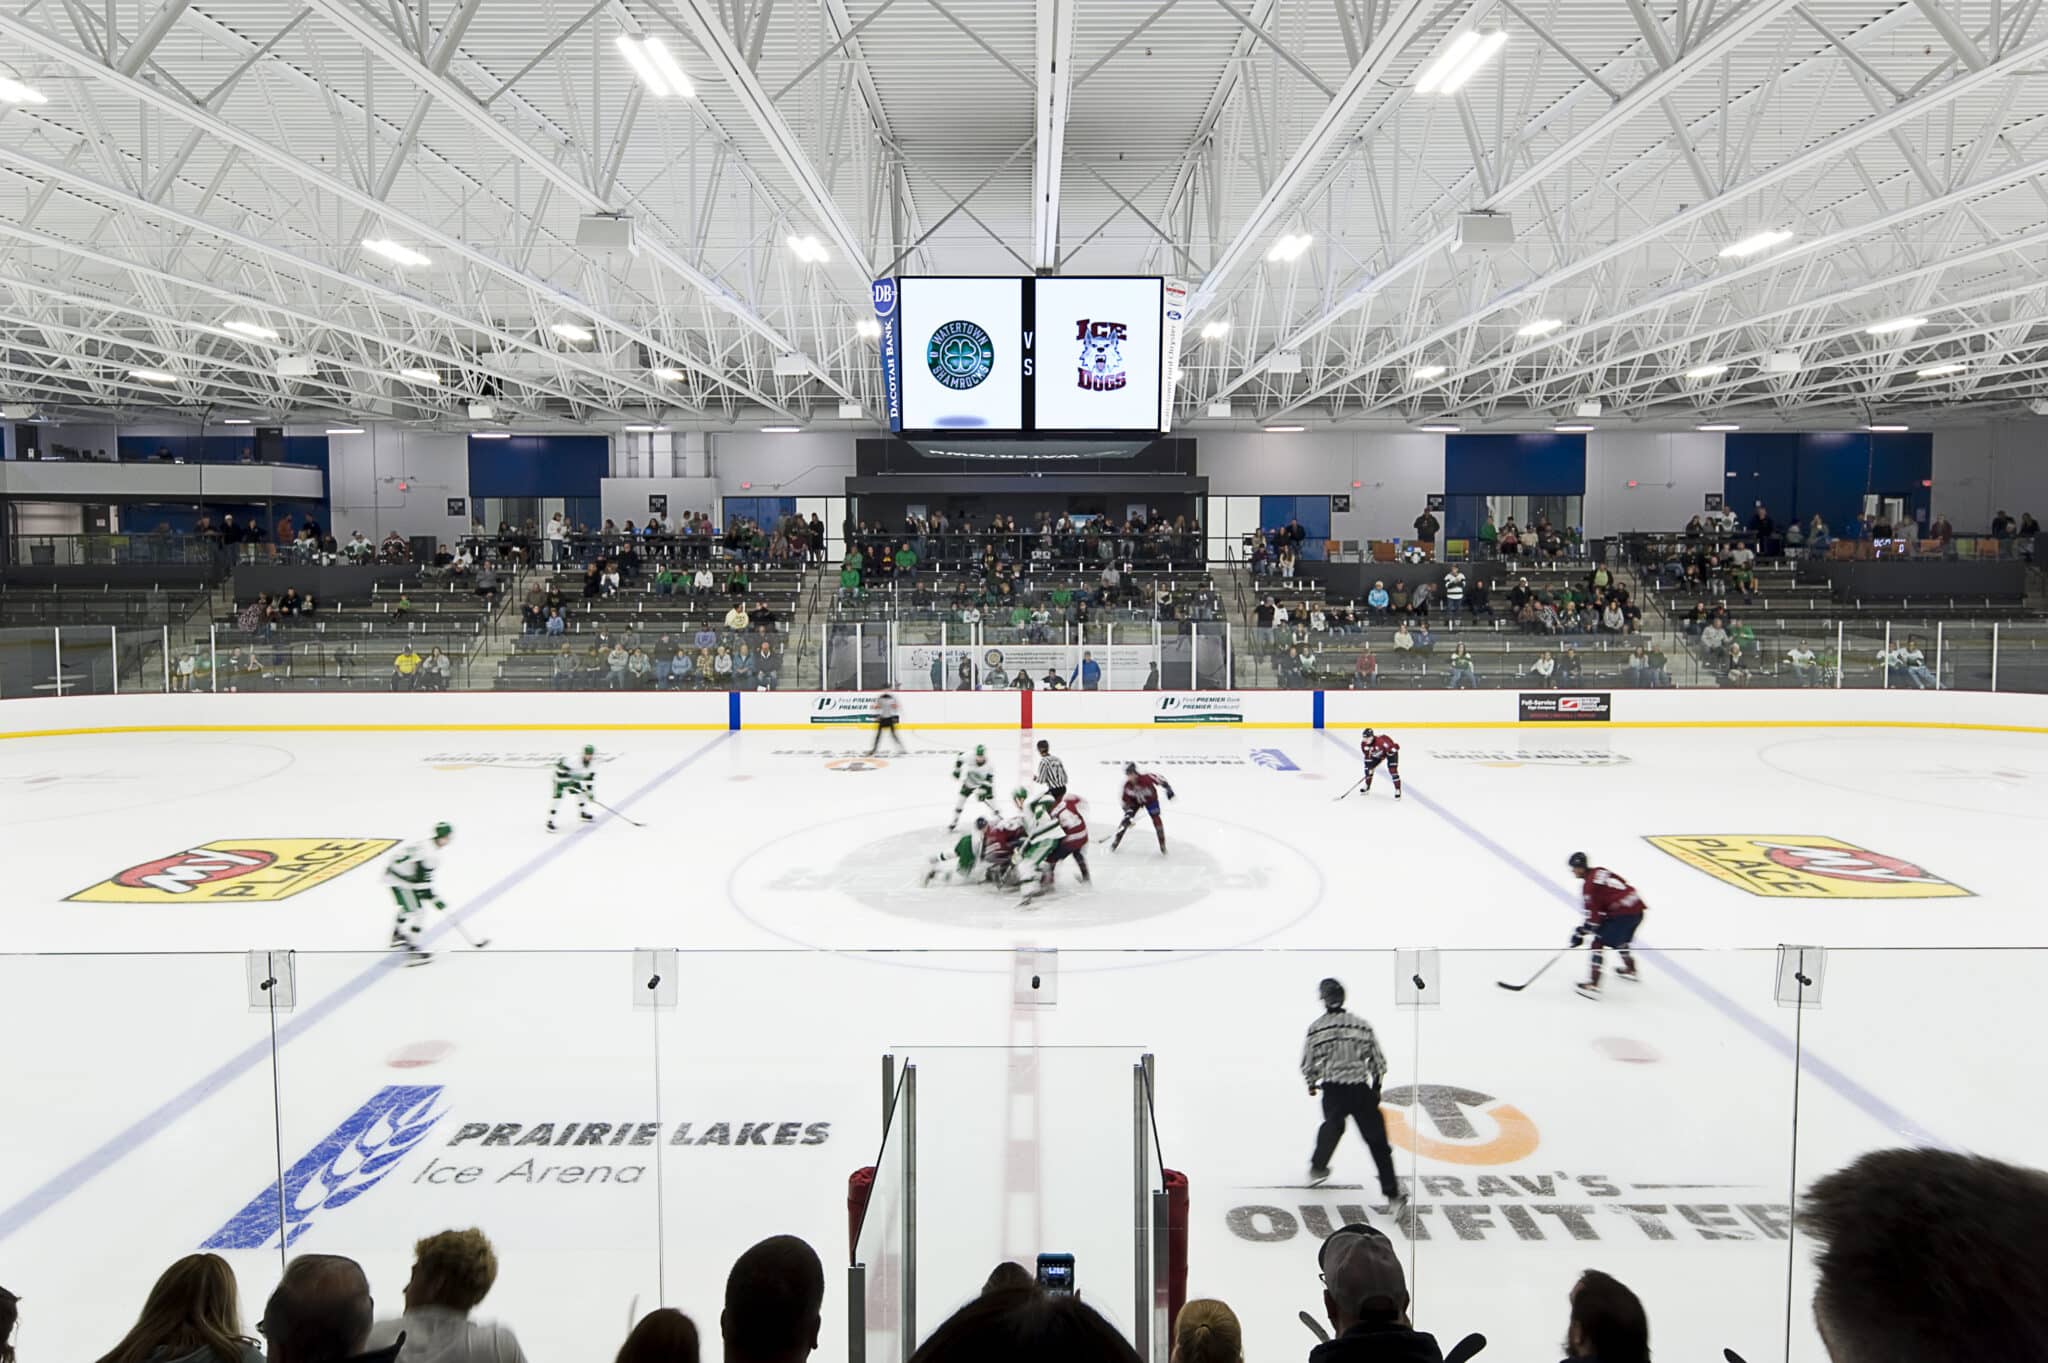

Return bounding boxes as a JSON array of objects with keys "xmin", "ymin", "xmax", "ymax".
[
  {"xmin": 1647, "ymin": 835, "xmax": 1971, "ymax": 898},
  {"xmin": 1076, "ymin": 319, "xmax": 1129, "ymax": 392},
  {"xmin": 204, "ymin": 1086, "xmax": 447, "ymax": 1249}
]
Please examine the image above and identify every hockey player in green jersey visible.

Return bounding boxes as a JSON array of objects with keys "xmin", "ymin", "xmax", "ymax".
[
  {"xmin": 386, "ymin": 822, "xmax": 453, "ymax": 963},
  {"xmin": 549, "ymin": 744, "xmax": 597, "ymax": 831},
  {"xmin": 948, "ymin": 744, "xmax": 997, "ymax": 830},
  {"xmin": 924, "ymin": 817, "xmax": 991, "ymax": 885}
]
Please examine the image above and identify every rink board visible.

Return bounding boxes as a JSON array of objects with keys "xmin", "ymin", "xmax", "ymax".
[{"xmin": 3, "ymin": 691, "xmax": 2047, "ymax": 1363}]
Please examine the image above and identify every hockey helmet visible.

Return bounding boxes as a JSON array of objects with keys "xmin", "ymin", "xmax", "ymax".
[
  {"xmin": 1124, "ymin": 761, "xmax": 1138, "ymax": 774},
  {"xmin": 1012, "ymin": 786, "xmax": 1030, "ymax": 805},
  {"xmin": 1318, "ymin": 977, "xmax": 1346, "ymax": 1008},
  {"xmin": 1035, "ymin": 739, "xmax": 1050, "ymax": 753},
  {"xmin": 582, "ymin": 743, "xmax": 596, "ymax": 758},
  {"xmin": 1567, "ymin": 851, "xmax": 1589, "ymax": 870},
  {"xmin": 434, "ymin": 821, "xmax": 454, "ymax": 841},
  {"xmin": 1361, "ymin": 727, "xmax": 1376, "ymax": 742},
  {"xmin": 974, "ymin": 817, "xmax": 989, "ymax": 830}
]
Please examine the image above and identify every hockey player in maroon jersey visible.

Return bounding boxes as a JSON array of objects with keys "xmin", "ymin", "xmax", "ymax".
[
  {"xmin": 1357, "ymin": 728, "xmax": 1403, "ymax": 799},
  {"xmin": 981, "ymin": 817, "xmax": 1025, "ymax": 884},
  {"xmin": 1568, "ymin": 851, "xmax": 1646, "ymax": 998},
  {"xmin": 1023, "ymin": 792, "xmax": 1091, "ymax": 902},
  {"xmin": 1111, "ymin": 762, "xmax": 1176, "ymax": 853}
]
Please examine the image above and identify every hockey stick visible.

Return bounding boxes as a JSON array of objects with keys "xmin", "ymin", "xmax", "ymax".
[
  {"xmin": 1297, "ymin": 1312, "xmax": 1330, "ymax": 1344},
  {"xmin": 1334, "ymin": 778, "xmax": 1366, "ymax": 802},
  {"xmin": 1446, "ymin": 1334, "xmax": 1488, "ymax": 1363},
  {"xmin": 588, "ymin": 795, "xmax": 647, "ymax": 828},
  {"xmin": 443, "ymin": 915, "xmax": 491, "ymax": 950},
  {"xmin": 1496, "ymin": 950, "xmax": 1568, "ymax": 991}
]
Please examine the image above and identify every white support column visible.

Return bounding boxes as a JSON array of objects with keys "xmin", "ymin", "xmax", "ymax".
[
  {"xmin": 211, "ymin": 624, "xmax": 219, "ymax": 692},
  {"xmin": 110, "ymin": 625, "xmax": 119, "ymax": 693},
  {"xmin": 162, "ymin": 625, "xmax": 171, "ymax": 692},
  {"xmin": 53, "ymin": 628, "xmax": 63, "ymax": 697},
  {"xmin": 1992, "ymin": 623, "xmax": 2000, "ymax": 692},
  {"xmin": 1935, "ymin": 622, "xmax": 1944, "ymax": 691},
  {"xmin": 1836, "ymin": 621, "xmax": 1844, "ymax": 690},
  {"xmin": 1882, "ymin": 621, "xmax": 1892, "ymax": 689}
]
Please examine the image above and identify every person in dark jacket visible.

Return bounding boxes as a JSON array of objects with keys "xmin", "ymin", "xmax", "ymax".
[{"xmin": 1309, "ymin": 1225, "xmax": 1442, "ymax": 1363}]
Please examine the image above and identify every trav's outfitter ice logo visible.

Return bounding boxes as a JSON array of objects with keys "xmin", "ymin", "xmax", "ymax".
[
  {"xmin": 1250, "ymin": 749, "xmax": 1299, "ymax": 771},
  {"xmin": 203, "ymin": 1086, "xmax": 446, "ymax": 1250},
  {"xmin": 1154, "ymin": 695, "xmax": 1243, "ymax": 725},
  {"xmin": 1076, "ymin": 319, "xmax": 1129, "ymax": 392},
  {"xmin": 1647, "ymin": 835, "xmax": 1971, "ymax": 899},
  {"xmin": 927, "ymin": 319, "xmax": 995, "ymax": 391}
]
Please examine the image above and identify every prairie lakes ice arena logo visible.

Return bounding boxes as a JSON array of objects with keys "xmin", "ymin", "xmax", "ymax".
[
  {"xmin": 927, "ymin": 319, "xmax": 995, "ymax": 390},
  {"xmin": 68, "ymin": 838, "xmax": 397, "ymax": 903},
  {"xmin": 205, "ymin": 1085, "xmax": 447, "ymax": 1249},
  {"xmin": 1225, "ymin": 1083, "xmax": 1793, "ymax": 1246},
  {"xmin": 1076, "ymin": 318, "xmax": 1128, "ymax": 391},
  {"xmin": 1647, "ymin": 835, "xmax": 1971, "ymax": 898},
  {"xmin": 424, "ymin": 751, "xmax": 620, "ymax": 771},
  {"xmin": 203, "ymin": 1086, "xmax": 836, "ymax": 1249},
  {"xmin": 1250, "ymin": 749, "xmax": 1300, "ymax": 770}
]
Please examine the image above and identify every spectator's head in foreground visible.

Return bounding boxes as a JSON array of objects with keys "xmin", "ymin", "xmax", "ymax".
[
  {"xmin": 400, "ymin": 1228, "xmax": 498, "ymax": 1315},
  {"xmin": 723, "ymin": 1235, "xmax": 823, "ymax": 1363},
  {"xmin": 261, "ymin": 1254, "xmax": 375, "ymax": 1363},
  {"xmin": 1563, "ymin": 1269, "xmax": 1648, "ymax": 1362},
  {"xmin": 0, "ymin": 1284, "xmax": 18, "ymax": 1363},
  {"xmin": 95, "ymin": 1252, "xmax": 254, "ymax": 1363},
  {"xmin": 618, "ymin": 1308, "xmax": 700, "ymax": 1363},
  {"xmin": 906, "ymin": 1286, "xmax": 1137, "ymax": 1363},
  {"xmin": 981, "ymin": 1262, "xmax": 1033, "ymax": 1296},
  {"xmin": 1319, "ymin": 1223, "xmax": 1409, "ymax": 1334},
  {"xmin": 1171, "ymin": 1299, "xmax": 1242, "ymax": 1363},
  {"xmin": 1805, "ymin": 1148, "xmax": 2048, "ymax": 1363}
]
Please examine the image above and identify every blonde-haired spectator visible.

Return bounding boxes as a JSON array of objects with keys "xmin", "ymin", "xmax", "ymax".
[
  {"xmin": 1170, "ymin": 1299, "xmax": 1241, "ymax": 1363},
  {"xmin": 363, "ymin": 1228, "xmax": 527, "ymax": 1363}
]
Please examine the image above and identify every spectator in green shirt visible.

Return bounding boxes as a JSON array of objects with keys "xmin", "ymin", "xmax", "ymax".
[{"xmin": 894, "ymin": 544, "xmax": 917, "ymax": 577}]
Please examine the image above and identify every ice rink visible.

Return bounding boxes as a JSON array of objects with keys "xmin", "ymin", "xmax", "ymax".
[{"xmin": 5, "ymin": 708, "xmax": 2047, "ymax": 1363}]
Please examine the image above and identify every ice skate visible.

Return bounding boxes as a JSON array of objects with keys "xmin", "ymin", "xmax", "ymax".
[
  {"xmin": 546, "ymin": 819, "xmax": 557, "ymax": 831},
  {"xmin": 580, "ymin": 809, "xmax": 594, "ymax": 821},
  {"xmin": 1575, "ymin": 980, "xmax": 1601, "ymax": 1000},
  {"xmin": 1308, "ymin": 1166, "xmax": 1332, "ymax": 1188},
  {"xmin": 1386, "ymin": 1191, "xmax": 1411, "ymax": 1220},
  {"xmin": 1617, "ymin": 965, "xmax": 1641, "ymax": 982},
  {"xmin": 403, "ymin": 949, "xmax": 434, "ymax": 967}
]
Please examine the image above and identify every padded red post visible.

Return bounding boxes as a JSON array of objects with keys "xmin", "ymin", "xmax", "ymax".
[
  {"xmin": 1164, "ymin": 1168, "xmax": 1189, "ymax": 1331},
  {"xmin": 848, "ymin": 1165, "xmax": 876, "ymax": 1259}
]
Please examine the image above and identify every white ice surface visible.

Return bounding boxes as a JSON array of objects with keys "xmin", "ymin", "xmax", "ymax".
[{"xmin": 3, "ymin": 724, "xmax": 2045, "ymax": 1363}]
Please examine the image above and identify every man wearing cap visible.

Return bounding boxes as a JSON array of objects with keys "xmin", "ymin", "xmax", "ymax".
[
  {"xmin": 1302, "ymin": 978, "xmax": 1407, "ymax": 1216},
  {"xmin": 1313, "ymin": 1224, "xmax": 1443, "ymax": 1363}
]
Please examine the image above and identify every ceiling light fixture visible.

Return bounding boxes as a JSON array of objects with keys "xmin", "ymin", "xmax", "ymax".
[
  {"xmin": 1553, "ymin": 423, "xmax": 1595, "ymax": 433},
  {"xmin": 472, "ymin": 431, "xmax": 512, "ymax": 440},
  {"xmin": 652, "ymin": 367, "xmax": 686, "ymax": 381},
  {"xmin": 1684, "ymin": 363, "xmax": 1730, "ymax": 380},
  {"xmin": 1916, "ymin": 362, "xmax": 1969, "ymax": 378},
  {"xmin": 1720, "ymin": 229, "xmax": 1793, "ymax": 259},
  {"xmin": 1200, "ymin": 320, "xmax": 1231, "ymax": 340},
  {"xmin": 326, "ymin": 427, "xmax": 365, "ymax": 436},
  {"xmin": 1866, "ymin": 423, "xmax": 1909, "ymax": 432},
  {"xmin": 1264, "ymin": 424, "xmax": 1306, "ymax": 433},
  {"xmin": 616, "ymin": 34, "xmax": 694, "ymax": 98},
  {"xmin": 130, "ymin": 368, "xmax": 178, "ymax": 383},
  {"xmin": 623, "ymin": 424, "xmax": 667, "ymax": 433},
  {"xmin": 397, "ymin": 368, "xmax": 440, "ymax": 384},
  {"xmin": 1411, "ymin": 364, "xmax": 1448, "ymax": 381},
  {"xmin": 760, "ymin": 425, "xmax": 802, "ymax": 434},
  {"xmin": 221, "ymin": 418, "xmax": 252, "ymax": 426},
  {"xmin": 223, "ymin": 320, "xmax": 280, "ymax": 341},
  {"xmin": 1866, "ymin": 316, "xmax": 1928, "ymax": 335},
  {"xmin": 855, "ymin": 318, "xmax": 883, "ymax": 339},
  {"xmin": 0, "ymin": 75, "xmax": 49, "ymax": 105},
  {"xmin": 1416, "ymin": 29, "xmax": 1508, "ymax": 95},
  {"xmin": 550, "ymin": 322, "xmax": 594, "ymax": 343},
  {"xmin": 1697, "ymin": 423, "xmax": 1741, "ymax": 432},
  {"xmin": 1516, "ymin": 318, "xmax": 1563, "ymax": 338},
  {"xmin": 1266, "ymin": 233, "xmax": 1313, "ymax": 263},
  {"xmin": 1418, "ymin": 423, "xmax": 1462, "ymax": 433},
  {"xmin": 786, "ymin": 234, "xmax": 830, "ymax": 264},
  {"xmin": 362, "ymin": 238, "xmax": 432, "ymax": 268}
]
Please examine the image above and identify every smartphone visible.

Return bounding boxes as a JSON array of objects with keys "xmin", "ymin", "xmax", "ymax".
[{"xmin": 1035, "ymin": 1252, "xmax": 1076, "ymax": 1294}]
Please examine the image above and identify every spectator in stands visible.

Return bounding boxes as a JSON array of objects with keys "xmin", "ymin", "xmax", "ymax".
[
  {"xmin": 600, "ymin": 563, "xmax": 621, "ymax": 596},
  {"xmin": 424, "ymin": 648, "xmax": 452, "ymax": 692},
  {"xmin": 1624, "ymin": 645, "xmax": 1648, "ymax": 688},
  {"xmin": 725, "ymin": 601, "xmax": 750, "ymax": 632},
  {"xmin": 540, "ymin": 608, "xmax": 562, "ymax": 638},
  {"xmin": 2023, "ymin": 511, "xmax": 2041, "ymax": 539},
  {"xmin": 521, "ymin": 602, "xmax": 543, "ymax": 635},
  {"xmin": 671, "ymin": 649, "xmax": 696, "ymax": 690},
  {"xmin": 1898, "ymin": 635, "xmax": 1936, "ymax": 689},
  {"xmin": 693, "ymin": 564, "xmax": 716, "ymax": 595},
  {"xmin": 1441, "ymin": 567, "xmax": 1466, "ymax": 616},
  {"xmin": 627, "ymin": 647, "xmax": 654, "ymax": 690},
  {"xmin": 392, "ymin": 645, "xmax": 423, "ymax": 691},
  {"xmin": 178, "ymin": 650, "xmax": 200, "ymax": 692},
  {"xmin": 380, "ymin": 530, "xmax": 410, "ymax": 563},
  {"xmin": 616, "ymin": 1308, "xmax": 697, "ymax": 1363},
  {"xmin": 1310, "ymin": 1223, "xmax": 1440, "ymax": 1363},
  {"xmin": 546, "ymin": 513, "xmax": 567, "ymax": 563},
  {"xmin": 1992, "ymin": 509, "xmax": 2017, "ymax": 539},
  {"xmin": 551, "ymin": 647, "xmax": 577, "ymax": 689},
  {"xmin": 360, "ymin": 1228, "xmax": 524, "ymax": 1363},
  {"xmin": 656, "ymin": 565, "xmax": 683, "ymax": 596},
  {"xmin": 1600, "ymin": 597, "xmax": 1625, "ymax": 633},
  {"xmin": 720, "ymin": 1235, "xmax": 822, "ymax": 1363},
  {"xmin": 1073, "ymin": 651, "xmax": 1103, "ymax": 690},
  {"xmin": 1389, "ymin": 580, "xmax": 1410, "ymax": 616},
  {"xmin": 1466, "ymin": 576, "xmax": 1490, "ymax": 619},
  {"xmin": 1447, "ymin": 644, "xmax": 1476, "ymax": 689},
  {"xmin": 1352, "ymin": 644, "xmax": 1377, "ymax": 690},
  {"xmin": 346, "ymin": 529, "xmax": 373, "ymax": 562},
  {"xmin": 1787, "ymin": 643, "xmax": 1819, "ymax": 686},
  {"xmin": 93, "ymin": 1251, "xmax": 261, "ymax": 1363},
  {"xmin": 1412, "ymin": 621, "xmax": 1436, "ymax": 660},
  {"xmin": 1806, "ymin": 514, "xmax": 1831, "ymax": 555},
  {"xmin": 0, "ymin": 1283, "xmax": 14, "ymax": 1363},
  {"xmin": 1169, "ymin": 1299, "xmax": 1240, "ymax": 1363},
  {"xmin": 1559, "ymin": 1269, "xmax": 1649, "ymax": 1363},
  {"xmin": 1477, "ymin": 513, "xmax": 1498, "ymax": 558},
  {"xmin": 1700, "ymin": 618, "xmax": 1729, "ymax": 660},
  {"xmin": 260, "ymin": 1254, "xmax": 390, "ymax": 1363},
  {"xmin": 1557, "ymin": 642, "xmax": 1582, "ymax": 685},
  {"xmin": 1530, "ymin": 650, "xmax": 1556, "ymax": 687},
  {"xmin": 1804, "ymin": 1147, "xmax": 2048, "ymax": 1363},
  {"xmin": 1498, "ymin": 520, "xmax": 1521, "ymax": 557},
  {"xmin": 906, "ymin": 1283, "xmax": 1136, "ymax": 1363},
  {"xmin": 727, "ymin": 563, "xmax": 751, "ymax": 597},
  {"xmin": 1646, "ymin": 643, "xmax": 1669, "ymax": 687},
  {"xmin": 693, "ymin": 623, "xmax": 718, "ymax": 654},
  {"xmin": 1409, "ymin": 579, "xmax": 1436, "ymax": 619},
  {"xmin": 1412, "ymin": 503, "xmax": 1441, "ymax": 554},
  {"xmin": 606, "ymin": 641, "xmax": 629, "ymax": 689},
  {"xmin": 1278, "ymin": 545, "xmax": 1298, "ymax": 581},
  {"xmin": 1390, "ymin": 619, "xmax": 1415, "ymax": 667},
  {"xmin": 713, "ymin": 645, "xmax": 734, "ymax": 687}
]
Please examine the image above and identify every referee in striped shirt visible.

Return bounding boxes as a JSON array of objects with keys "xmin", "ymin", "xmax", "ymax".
[
  {"xmin": 1303, "ymin": 977, "xmax": 1407, "ymax": 1214},
  {"xmin": 1034, "ymin": 740, "xmax": 1067, "ymax": 798}
]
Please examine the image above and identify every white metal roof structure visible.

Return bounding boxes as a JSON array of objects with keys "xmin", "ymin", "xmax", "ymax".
[{"xmin": 3, "ymin": 0, "xmax": 2047, "ymax": 429}]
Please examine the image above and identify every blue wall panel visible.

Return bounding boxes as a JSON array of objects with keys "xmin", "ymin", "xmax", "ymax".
[
  {"xmin": 1723, "ymin": 432, "xmax": 1931, "ymax": 532},
  {"xmin": 1257, "ymin": 495, "xmax": 1332, "ymax": 559},
  {"xmin": 1444, "ymin": 434, "xmax": 1586, "ymax": 496},
  {"xmin": 467, "ymin": 435, "xmax": 608, "ymax": 499}
]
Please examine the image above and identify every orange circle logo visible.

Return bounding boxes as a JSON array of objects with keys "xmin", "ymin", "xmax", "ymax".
[{"xmin": 1380, "ymin": 1084, "xmax": 1540, "ymax": 1166}]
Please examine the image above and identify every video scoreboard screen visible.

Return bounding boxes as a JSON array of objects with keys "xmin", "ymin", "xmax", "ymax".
[{"xmin": 872, "ymin": 276, "xmax": 1181, "ymax": 435}]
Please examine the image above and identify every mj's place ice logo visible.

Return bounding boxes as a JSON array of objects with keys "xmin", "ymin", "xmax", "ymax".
[
  {"xmin": 927, "ymin": 320, "xmax": 995, "ymax": 390},
  {"xmin": 1076, "ymin": 319, "xmax": 1128, "ymax": 392}
]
